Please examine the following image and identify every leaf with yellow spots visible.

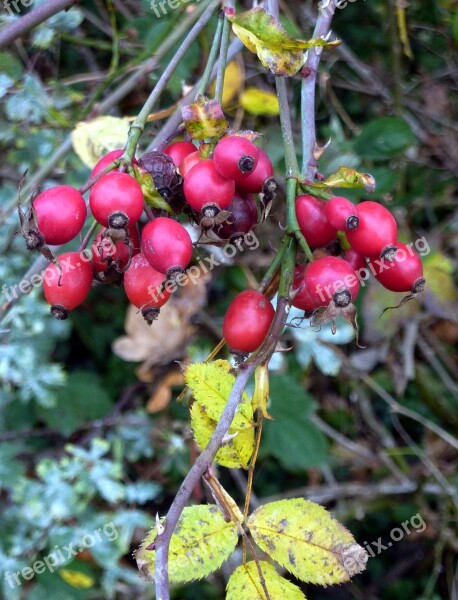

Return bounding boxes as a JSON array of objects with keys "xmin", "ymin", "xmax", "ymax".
[
  {"xmin": 191, "ymin": 403, "xmax": 255, "ymax": 469},
  {"xmin": 59, "ymin": 569, "xmax": 94, "ymax": 589},
  {"xmin": 210, "ymin": 60, "xmax": 244, "ymax": 107},
  {"xmin": 135, "ymin": 505, "xmax": 239, "ymax": 583},
  {"xmin": 182, "ymin": 97, "xmax": 228, "ymax": 140},
  {"xmin": 226, "ymin": 8, "xmax": 340, "ymax": 76},
  {"xmin": 184, "ymin": 362, "xmax": 254, "ymax": 430},
  {"xmin": 247, "ymin": 498, "xmax": 368, "ymax": 585},
  {"xmin": 226, "ymin": 561, "xmax": 306, "ymax": 600},
  {"xmin": 307, "ymin": 166, "xmax": 376, "ymax": 193},
  {"xmin": 240, "ymin": 87, "xmax": 280, "ymax": 116}
]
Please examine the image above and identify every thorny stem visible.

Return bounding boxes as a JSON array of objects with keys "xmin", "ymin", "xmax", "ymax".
[
  {"xmin": 301, "ymin": 0, "xmax": 337, "ymax": 180},
  {"xmin": 215, "ymin": 2, "xmax": 233, "ymax": 104},
  {"xmin": 195, "ymin": 10, "xmax": 225, "ymax": 99},
  {"xmin": 122, "ymin": 1, "xmax": 220, "ymax": 162}
]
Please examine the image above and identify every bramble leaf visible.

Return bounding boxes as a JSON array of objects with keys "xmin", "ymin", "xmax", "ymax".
[
  {"xmin": 247, "ymin": 498, "xmax": 368, "ymax": 585},
  {"xmin": 226, "ymin": 8, "xmax": 340, "ymax": 76},
  {"xmin": 182, "ymin": 97, "xmax": 228, "ymax": 140},
  {"xmin": 226, "ymin": 561, "xmax": 306, "ymax": 600},
  {"xmin": 185, "ymin": 362, "xmax": 254, "ymax": 430},
  {"xmin": 191, "ymin": 403, "xmax": 255, "ymax": 469},
  {"xmin": 135, "ymin": 505, "xmax": 238, "ymax": 583}
]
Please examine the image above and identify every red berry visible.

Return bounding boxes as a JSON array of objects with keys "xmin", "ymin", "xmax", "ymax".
[
  {"xmin": 91, "ymin": 225, "xmax": 140, "ymax": 273},
  {"xmin": 184, "ymin": 160, "xmax": 235, "ymax": 213},
  {"xmin": 235, "ymin": 148, "xmax": 273, "ymax": 194},
  {"xmin": 292, "ymin": 256, "xmax": 360, "ymax": 310},
  {"xmin": 163, "ymin": 141, "xmax": 196, "ymax": 167},
  {"xmin": 124, "ymin": 254, "xmax": 171, "ymax": 321},
  {"xmin": 346, "ymin": 201, "xmax": 397, "ymax": 258},
  {"xmin": 325, "ymin": 196, "xmax": 359, "ymax": 231},
  {"xmin": 213, "ymin": 195, "xmax": 258, "ymax": 240},
  {"xmin": 223, "ymin": 290, "xmax": 275, "ymax": 353},
  {"xmin": 33, "ymin": 186, "xmax": 87, "ymax": 245},
  {"xmin": 141, "ymin": 217, "xmax": 193, "ymax": 276},
  {"xmin": 213, "ymin": 136, "xmax": 259, "ymax": 182},
  {"xmin": 295, "ymin": 195, "xmax": 337, "ymax": 248},
  {"xmin": 180, "ymin": 151, "xmax": 201, "ymax": 177},
  {"xmin": 43, "ymin": 251, "xmax": 93, "ymax": 319},
  {"xmin": 89, "ymin": 171, "xmax": 144, "ymax": 229},
  {"xmin": 343, "ymin": 248, "xmax": 366, "ymax": 272},
  {"xmin": 90, "ymin": 149, "xmax": 138, "ymax": 179},
  {"xmin": 373, "ymin": 242, "xmax": 424, "ymax": 293},
  {"xmin": 291, "ymin": 266, "xmax": 317, "ymax": 312}
]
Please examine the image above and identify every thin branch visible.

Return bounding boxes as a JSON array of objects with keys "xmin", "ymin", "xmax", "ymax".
[
  {"xmin": 154, "ymin": 363, "xmax": 256, "ymax": 599},
  {"xmin": 215, "ymin": 3, "xmax": 233, "ymax": 104},
  {"xmin": 301, "ymin": 0, "xmax": 337, "ymax": 179},
  {"xmin": 0, "ymin": 0, "xmax": 79, "ymax": 49}
]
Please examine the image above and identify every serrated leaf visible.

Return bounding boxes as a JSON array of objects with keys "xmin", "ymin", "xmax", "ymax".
[
  {"xmin": 240, "ymin": 87, "xmax": 279, "ymax": 115},
  {"xmin": 226, "ymin": 561, "xmax": 306, "ymax": 600},
  {"xmin": 309, "ymin": 166, "xmax": 376, "ymax": 192},
  {"xmin": 247, "ymin": 498, "xmax": 368, "ymax": 585},
  {"xmin": 182, "ymin": 97, "xmax": 228, "ymax": 140},
  {"xmin": 226, "ymin": 8, "xmax": 340, "ymax": 76},
  {"xmin": 135, "ymin": 505, "xmax": 238, "ymax": 583},
  {"xmin": 185, "ymin": 362, "xmax": 254, "ymax": 430},
  {"xmin": 191, "ymin": 403, "xmax": 255, "ymax": 469},
  {"xmin": 71, "ymin": 116, "xmax": 130, "ymax": 169}
]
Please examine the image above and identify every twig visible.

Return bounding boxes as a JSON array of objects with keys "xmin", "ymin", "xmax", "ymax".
[
  {"xmin": 0, "ymin": 0, "xmax": 79, "ymax": 49},
  {"xmin": 301, "ymin": 0, "xmax": 337, "ymax": 179},
  {"xmin": 215, "ymin": 2, "xmax": 233, "ymax": 104},
  {"xmin": 195, "ymin": 10, "xmax": 225, "ymax": 99}
]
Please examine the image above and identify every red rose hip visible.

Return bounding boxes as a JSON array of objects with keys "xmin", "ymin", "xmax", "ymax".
[
  {"xmin": 124, "ymin": 253, "xmax": 171, "ymax": 323},
  {"xmin": 163, "ymin": 141, "xmax": 196, "ymax": 167},
  {"xmin": 141, "ymin": 217, "xmax": 193, "ymax": 277},
  {"xmin": 223, "ymin": 290, "xmax": 275, "ymax": 353},
  {"xmin": 374, "ymin": 242, "xmax": 425, "ymax": 293},
  {"xmin": 213, "ymin": 136, "xmax": 259, "ymax": 182},
  {"xmin": 184, "ymin": 160, "xmax": 235, "ymax": 213},
  {"xmin": 346, "ymin": 201, "xmax": 397, "ymax": 258},
  {"xmin": 89, "ymin": 171, "xmax": 144, "ymax": 229},
  {"xmin": 235, "ymin": 149, "xmax": 274, "ymax": 194},
  {"xmin": 325, "ymin": 196, "xmax": 359, "ymax": 231},
  {"xmin": 33, "ymin": 186, "xmax": 87, "ymax": 245},
  {"xmin": 295, "ymin": 194, "xmax": 337, "ymax": 248}
]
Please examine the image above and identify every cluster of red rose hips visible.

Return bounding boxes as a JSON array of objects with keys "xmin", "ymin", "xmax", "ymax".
[
  {"xmin": 22, "ymin": 130, "xmax": 424, "ymax": 355},
  {"xmin": 23, "ymin": 135, "xmax": 272, "ymax": 323}
]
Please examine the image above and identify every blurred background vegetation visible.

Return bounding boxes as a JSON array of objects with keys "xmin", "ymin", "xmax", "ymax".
[{"xmin": 0, "ymin": 0, "xmax": 457, "ymax": 598}]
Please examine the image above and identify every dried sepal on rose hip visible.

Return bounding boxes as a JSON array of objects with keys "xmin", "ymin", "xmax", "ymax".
[
  {"xmin": 325, "ymin": 196, "xmax": 359, "ymax": 231},
  {"xmin": 213, "ymin": 135, "xmax": 259, "ymax": 182},
  {"xmin": 212, "ymin": 194, "xmax": 258, "ymax": 243},
  {"xmin": 223, "ymin": 290, "xmax": 275, "ymax": 354},
  {"xmin": 235, "ymin": 148, "xmax": 274, "ymax": 194}
]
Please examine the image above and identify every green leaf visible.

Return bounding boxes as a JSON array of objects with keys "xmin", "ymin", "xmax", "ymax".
[
  {"xmin": 135, "ymin": 505, "xmax": 239, "ymax": 583},
  {"xmin": 353, "ymin": 117, "xmax": 416, "ymax": 161},
  {"xmin": 247, "ymin": 498, "xmax": 368, "ymax": 585},
  {"xmin": 37, "ymin": 371, "xmax": 112, "ymax": 436},
  {"xmin": 226, "ymin": 561, "xmax": 306, "ymax": 600},
  {"xmin": 260, "ymin": 375, "xmax": 328, "ymax": 470},
  {"xmin": 308, "ymin": 166, "xmax": 376, "ymax": 193},
  {"xmin": 191, "ymin": 403, "xmax": 255, "ymax": 468},
  {"xmin": 226, "ymin": 8, "xmax": 340, "ymax": 76},
  {"xmin": 185, "ymin": 362, "xmax": 254, "ymax": 430},
  {"xmin": 182, "ymin": 97, "xmax": 228, "ymax": 140}
]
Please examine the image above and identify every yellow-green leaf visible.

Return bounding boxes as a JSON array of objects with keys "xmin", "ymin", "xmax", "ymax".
[
  {"xmin": 247, "ymin": 498, "xmax": 368, "ymax": 585},
  {"xmin": 252, "ymin": 364, "xmax": 272, "ymax": 418},
  {"xmin": 209, "ymin": 60, "xmax": 244, "ymax": 107},
  {"xmin": 240, "ymin": 87, "xmax": 279, "ymax": 116},
  {"xmin": 135, "ymin": 505, "xmax": 238, "ymax": 583},
  {"xmin": 226, "ymin": 561, "xmax": 306, "ymax": 600},
  {"xmin": 182, "ymin": 97, "xmax": 228, "ymax": 140},
  {"xmin": 185, "ymin": 362, "xmax": 254, "ymax": 430},
  {"xmin": 71, "ymin": 115, "xmax": 130, "ymax": 169},
  {"xmin": 309, "ymin": 167, "xmax": 376, "ymax": 193},
  {"xmin": 191, "ymin": 403, "xmax": 255, "ymax": 469},
  {"xmin": 59, "ymin": 569, "xmax": 94, "ymax": 589},
  {"xmin": 226, "ymin": 8, "xmax": 340, "ymax": 76}
]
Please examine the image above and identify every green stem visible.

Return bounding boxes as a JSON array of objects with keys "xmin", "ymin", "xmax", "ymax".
[
  {"xmin": 275, "ymin": 77, "xmax": 299, "ymax": 176},
  {"xmin": 258, "ymin": 235, "xmax": 290, "ymax": 293},
  {"xmin": 195, "ymin": 10, "xmax": 225, "ymax": 98},
  {"xmin": 122, "ymin": 1, "xmax": 220, "ymax": 161},
  {"xmin": 278, "ymin": 238, "xmax": 297, "ymax": 297},
  {"xmin": 78, "ymin": 220, "xmax": 99, "ymax": 253},
  {"xmin": 286, "ymin": 177, "xmax": 314, "ymax": 262},
  {"xmin": 215, "ymin": 5, "xmax": 232, "ymax": 104},
  {"xmin": 299, "ymin": 182, "xmax": 333, "ymax": 201}
]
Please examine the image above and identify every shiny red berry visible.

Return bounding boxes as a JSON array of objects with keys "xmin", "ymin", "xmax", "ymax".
[
  {"xmin": 43, "ymin": 251, "xmax": 93, "ymax": 319},
  {"xmin": 213, "ymin": 136, "xmax": 259, "ymax": 182},
  {"xmin": 89, "ymin": 171, "xmax": 144, "ymax": 229},
  {"xmin": 373, "ymin": 242, "xmax": 425, "ymax": 293},
  {"xmin": 235, "ymin": 148, "xmax": 274, "ymax": 194},
  {"xmin": 346, "ymin": 201, "xmax": 397, "ymax": 258},
  {"xmin": 141, "ymin": 217, "xmax": 193, "ymax": 277},
  {"xmin": 295, "ymin": 194, "xmax": 337, "ymax": 248},
  {"xmin": 124, "ymin": 253, "xmax": 171, "ymax": 322},
  {"xmin": 184, "ymin": 160, "xmax": 235, "ymax": 213},
  {"xmin": 292, "ymin": 256, "xmax": 360, "ymax": 310},
  {"xmin": 163, "ymin": 141, "xmax": 196, "ymax": 167},
  {"xmin": 223, "ymin": 290, "xmax": 275, "ymax": 353},
  {"xmin": 33, "ymin": 186, "xmax": 87, "ymax": 245},
  {"xmin": 180, "ymin": 151, "xmax": 201, "ymax": 177},
  {"xmin": 343, "ymin": 248, "xmax": 366, "ymax": 272},
  {"xmin": 325, "ymin": 196, "xmax": 359, "ymax": 231}
]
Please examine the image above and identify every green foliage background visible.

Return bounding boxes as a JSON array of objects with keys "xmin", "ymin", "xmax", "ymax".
[{"xmin": 0, "ymin": 0, "xmax": 457, "ymax": 598}]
